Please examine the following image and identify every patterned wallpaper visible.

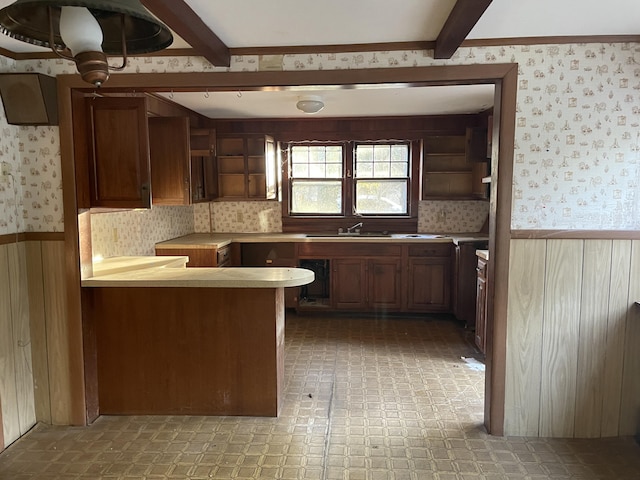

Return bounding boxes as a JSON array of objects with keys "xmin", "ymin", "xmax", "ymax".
[
  {"xmin": 4, "ymin": 41, "xmax": 639, "ymax": 235},
  {"xmin": 0, "ymin": 56, "xmax": 20, "ymax": 236},
  {"xmin": 194, "ymin": 201, "xmax": 282, "ymax": 233},
  {"xmin": 90, "ymin": 206, "xmax": 194, "ymax": 258},
  {"xmin": 418, "ymin": 200, "xmax": 489, "ymax": 233}
]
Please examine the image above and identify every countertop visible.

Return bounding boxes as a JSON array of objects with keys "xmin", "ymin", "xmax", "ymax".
[
  {"xmin": 155, "ymin": 232, "xmax": 489, "ymax": 250},
  {"xmin": 476, "ymin": 249, "xmax": 489, "ymax": 260},
  {"xmin": 91, "ymin": 255, "xmax": 189, "ymax": 276},
  {"xmin": 83, "ymin": 255, "xmax": 314, "ymax": 288}
]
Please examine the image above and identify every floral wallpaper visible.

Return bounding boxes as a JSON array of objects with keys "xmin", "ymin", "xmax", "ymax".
[
  {"xmin": 418, "ymin": 200, "xmax": 489, "ymax": 233},
  {"xmin": 195, "ymin": 201, "xmax": 283, "ymax": 233},
  {"xmin": 4, "ymin": 41, "xmax": 639, "ymax": 234},
  {"xmin": 0, "ymin": 55, "xmax": 20, "ymax": 236},
  {"xmin": 90, "ymin": 206, "xmax": 194, "ymax": 258}
]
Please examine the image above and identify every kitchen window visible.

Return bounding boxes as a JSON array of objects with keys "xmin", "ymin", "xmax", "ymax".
[
  {"xmin": 287, "ymin": 141, "xmax": 411, "ymax": 216},
  {"xmin": 289, "ymin": 144, "xmax": 344, "ymax": 214},
  {"xmin": 354, "ymin": 143, "xmax": 409, "ymax": 215}
]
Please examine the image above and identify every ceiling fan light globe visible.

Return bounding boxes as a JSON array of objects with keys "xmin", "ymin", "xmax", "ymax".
[{"xmin": 59, "ymin": 6, "xmax": 103, "ymax": 56}]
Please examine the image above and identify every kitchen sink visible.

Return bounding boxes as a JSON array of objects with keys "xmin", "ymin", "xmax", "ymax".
[{"xmin": 305, "ymin": 232, "xmax": 392, "ymax": 238}]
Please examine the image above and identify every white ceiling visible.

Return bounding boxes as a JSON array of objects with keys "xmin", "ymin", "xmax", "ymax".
[
  {"xmin": 183, "ymin": 0, "xmax": 456, "ymax": 48},
  {"xmin": 157, "ymin": 85, "xmax": 496, "ymax": 119},
  {"xmin": 0, "ymin": 0, "xmax": 637, "ymax": 118}
]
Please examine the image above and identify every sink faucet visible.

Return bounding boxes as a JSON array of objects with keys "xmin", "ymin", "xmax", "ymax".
[{"xmin": 347, "ymin": 222, "xmax": 363, "ymax": 233}]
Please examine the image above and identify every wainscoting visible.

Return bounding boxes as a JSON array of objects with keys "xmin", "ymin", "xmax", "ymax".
[
  {"xmin": 0, "ymin": 237, "xmax": 68, "ymax": 449},
  {"xmin": 505, "ymin": 239, "xmax": 640, "ymax": 437}
]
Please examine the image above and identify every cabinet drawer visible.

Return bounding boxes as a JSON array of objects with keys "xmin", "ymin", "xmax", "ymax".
[
  {"xmin": 156, "ymin": 247, "xmax": 215, "ymax": 267},
  {"xmin": 217, "ymin": 246, "xmax": 231, "ymax": 267},
  {"xmin": 407, "ymin": 244, "xmax": 451, "ymax": 257}
]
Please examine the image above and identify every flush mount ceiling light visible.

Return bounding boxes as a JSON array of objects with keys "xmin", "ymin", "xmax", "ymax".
[
  {"xmin": 296, "ymin": 95, "xmax": 324, "ymax": 114},
  {"xmin": 0, "ymin": 0, "xmax": 173, "ymax": 87}
]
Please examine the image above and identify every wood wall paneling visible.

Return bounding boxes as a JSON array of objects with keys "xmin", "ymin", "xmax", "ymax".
[
  {"xmin": 620, "ymin": 240, "xmax": 640, "ymax": 436},
  {"xmin": 505, "ymin": 238, "xmax": 640, "ymax": 438},
  {"xmin": 7, "ymin": 243, "xmax": 36, "ymax": 436},
  {"xmin": 25, "ymin": 241, "xmax": 52, "ymax": 424},
  {"xmin": 41, "ymin": 241, "xmax": 73, "ymax": 425},
  {"xmin": 504, "ymin": 239, "xmax": 545, "ymax": 436},
  {"xmin": 540, "ymin": 239, "xmax": 583, "ymax": 437},
  {"xmin": 0, "ymin": 244, "xmax": 20, "ymax": 445},
  {"xmin": 574, "ymin": 240, "xmax": 613, "ymax": 438},
  {"xmin": 600, "ymin": 240, "xmax": 631, "ymax": 436}
]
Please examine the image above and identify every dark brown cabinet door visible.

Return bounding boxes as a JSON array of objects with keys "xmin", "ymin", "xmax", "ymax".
[
  {"xmin": 406, "ymin": 257, "xmax": 451, "ymax": 312},
  {"xmin": 369, "ymin": 258, "xmax": 402, "ymax": 310},
  {"xmin": 190, "ymin": 128, "xmax": 217, "ymax": 202},
  {"xmin": 86, "ymin": 96, "xmax": 151, "ymax": 208},
  {"xmin": 475, "ymin": 257, "xmax": 488, "ymax": 353},
  {"xmin": 332, "ymin": 259, "xmax": 367, "ymax": 309},
  {"xmin": 149, "ymin": 116, "xmax": 191, "ymax": 205}
]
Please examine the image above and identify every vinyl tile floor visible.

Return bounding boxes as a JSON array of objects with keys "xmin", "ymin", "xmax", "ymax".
[{"xmin": 1, "ymin": 312, "xmax": 639, "ymax": 480}]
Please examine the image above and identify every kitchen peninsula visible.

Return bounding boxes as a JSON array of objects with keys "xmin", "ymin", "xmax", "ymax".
[{"xmin": 81, "ymin": 256, "xmax": 314, "ymax": 417}]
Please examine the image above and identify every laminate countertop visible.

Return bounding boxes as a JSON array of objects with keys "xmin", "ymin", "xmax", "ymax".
[
  {"xmin": 476, "ymin": 249, "xmax": 490, "ymax": 260},
  {"xmin": 82, "ymin": 255, "xmax": 314, "ymax": 288},
  {"xmin": 155, "ymin": 232, "xmax": 488, "ymax": 250}
]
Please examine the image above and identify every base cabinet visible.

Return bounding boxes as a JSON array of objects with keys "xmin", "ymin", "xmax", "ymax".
[
  {"xmin": 475, "ymin": 256, "xmax": 488, "ymax": 353},
  {"xmin": 453, "ymin": 241, "xmax": 489, "ymax": 328},
  {"xmin": 155, "ymin": 245, "xmax": 230, "ymax": 267},
  {"xmin": 406, "ymin": 257, "xmax": 451, "ymax": 312},
  {"xmin": 297, "ymin": 242, "xmax": 449, "ymax": 313},
  {"xmin": 240, "ymin": 243, "xmax": 297, "ymax": 308},
  {"xmin": 331, "ymin": 258, "xmax": 402, "ymax": 310}
]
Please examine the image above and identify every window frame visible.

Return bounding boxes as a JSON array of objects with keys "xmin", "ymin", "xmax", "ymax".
[
  {"xmin": 352, "ymin": 140, "xmax": 411, "ymax": 216},
  {"xmin": 281, "ymin": 139, "xmax": 421, "ymax": 233},
  {"xmin": 287, "ymin": 142, "xmax": 347, "ymax": 217}
]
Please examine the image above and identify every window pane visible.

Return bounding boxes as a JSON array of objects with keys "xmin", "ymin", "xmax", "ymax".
[
  {"xmin": 357, "ymin": 162, "xmax": 373, "ymax": 177},
  {"xmin": 391, "ymin": 144, "xmax": 408, "ymax": 161},
  {"xmin": 373, "ymin": 162, "xmax": 390, "ymax": 178},
  {"xmin": 291, "ymin": 145, "xmax": 342, "ymax": 178},
  {"xmin": 291, "ymin": 180, "xmax": 342, "ymax": 214},
  {"xmin": 358, "ymin": 145, "xmax": 374, "ymax": 161},
  {"xmin": 355, "ymin": 143, "xmax": 409, "ymax": 179},
  {"xmin": 309, "ymin": 163, "xmax": 326, "ymax": 177},
  {"xmin": 291, "ymin": 164, "xmax": 309, "ymax": 177},
  {"xmin": 355, "ymin": 180, "xmax": 407, "ymax": 214},
  {"xmin": 390, "ymin": 162, "xmax": 408, "ymax": 177}
]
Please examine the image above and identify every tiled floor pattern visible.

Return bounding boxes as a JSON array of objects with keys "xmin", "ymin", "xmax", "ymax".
[{"xmin": 1, "ymin": 312, "xmax": 640, "ymax": 480}]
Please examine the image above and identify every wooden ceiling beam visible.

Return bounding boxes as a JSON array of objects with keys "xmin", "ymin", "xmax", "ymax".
[
  {"xmin": 141, "ymin": 0, "xmax": 230, "ymax": 67},
  {"xmin": 435, "ymin": 0, "xmax": 492, "ymax": 59}
]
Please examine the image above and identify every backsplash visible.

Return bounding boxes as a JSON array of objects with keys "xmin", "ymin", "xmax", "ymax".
[
  {"xmin": 195, "ymin": 201, "xmax": 283, "ymax": 233},
  {"xmin": 418, "ymin": 201, "xmax": 489, "ymax": 233},
  {"xmin": 193, "ymin": 199, "xmax": 487, "ymax": 233},
  {"xmin": 90, "ymin": 206, "xmax": 194, "ymax": 258}
]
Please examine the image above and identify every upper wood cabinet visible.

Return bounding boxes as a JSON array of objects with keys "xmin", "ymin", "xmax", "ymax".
[
  {"xmin": 80, "ymin": 94, "xmax": 216, "ymax": 209},
  {"xmin": 217, "ymin": 134, "xmax": 277, "ymax": 200},
  {"xmin": 85, "ymin": 96, "xmax": 151, "ymax": 208},
  {"xmin": 190, "ymin": 128, "xmax": 217, "ymax": 202},
  {"xmin": 148, "ymin": 116, "xmax": 191, "ymax": 205},
  {"xmin": 422, "ymin": 132, "xmax": 488, "ymax": 200}
]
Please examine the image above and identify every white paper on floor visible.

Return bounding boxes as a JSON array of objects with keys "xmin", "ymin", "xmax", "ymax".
[{"xmin": 461, "ymin": 356, "xmax": 485, "ymax": 371}]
